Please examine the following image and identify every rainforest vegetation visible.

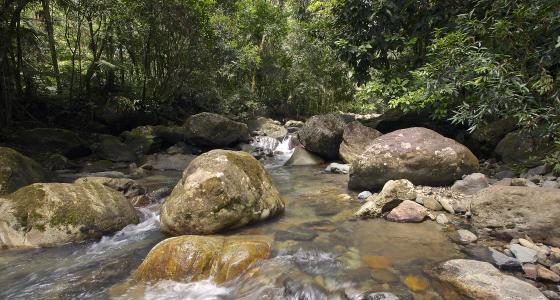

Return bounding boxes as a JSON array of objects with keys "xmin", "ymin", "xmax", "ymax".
[{"xmin": 1, "ymin": 0, "xmax": 560, "ymax": 164}]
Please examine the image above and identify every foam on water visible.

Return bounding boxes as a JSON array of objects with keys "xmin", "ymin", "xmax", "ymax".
[
  {"xmin": 119, "ymin": 280, "xmax": 232, "ymax": 300},
  {"xmin": 263, "ymin": 135, "xmax": 296, "ymax": 168}
]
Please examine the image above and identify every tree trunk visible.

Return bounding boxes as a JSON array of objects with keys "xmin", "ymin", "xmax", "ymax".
[{"xmin": 42, "ymin": 0, "xmax": 61, "ymax": 94}]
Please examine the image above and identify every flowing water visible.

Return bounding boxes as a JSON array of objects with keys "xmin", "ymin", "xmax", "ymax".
[{"xmin": 0, "ymin": 139, "xmax": 463, "ymax": 299}]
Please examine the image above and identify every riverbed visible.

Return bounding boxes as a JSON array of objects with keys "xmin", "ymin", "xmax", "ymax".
[{"xmin": 0, "ymin": 155, "xmax": 464, "ymax": 299}]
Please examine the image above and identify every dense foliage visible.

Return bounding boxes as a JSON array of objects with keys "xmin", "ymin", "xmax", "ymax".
[{"xmin": 1, "ymin": 0, "xmax": 559, "ymax": 163}]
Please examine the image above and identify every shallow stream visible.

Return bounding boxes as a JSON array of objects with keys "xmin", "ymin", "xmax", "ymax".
[{"xmin": 0, "ymin": 145, "xmax": 464, "ymax": 299}]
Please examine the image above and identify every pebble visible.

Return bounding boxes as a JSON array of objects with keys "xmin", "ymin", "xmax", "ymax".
[
  {"xmin": 435, "ymin": 214, "xmax": 449, "ymax": 225},
  {"xmin": 357, "ymin": 191, "xmax": 372, "ymax": 201},
  {"xmin": 511, "ymin": 244, "xmax": 538, "ymax": 263},
  {"xmin": 537, "ymin": 264, "xmax": 560, "ymax": 282},
  {"xmin": 437, "ymin": 197, "xmax": 455, "ymax": 214},
  {"xmin": 423, "ymin": 196, "xmax": 443, "ymax": 211},
  {"xmin": 454, "ymin": 229, "xmax": 478, "ymax": 245}
]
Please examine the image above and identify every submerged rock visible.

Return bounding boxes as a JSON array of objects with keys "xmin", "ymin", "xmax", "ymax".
[
  {"xmin": 0, "ymin": 181, "xmax": 138, "ymax": 249},
  {"xmin": 339, "ymin": 121, "xmax": 382, "ymax": 164},
  {"xmin": 285, "ymin": 146, "xmax": 324, "ymax": 166},
  {"xmin": 0, "ymin": 147, "xmax": 46, "ymax": 195},
  {"xmin": 429, "ymin": 259, "xmax": 546, "ymax": 299},
  {"xmin": 471, "ymin": 186, "xmax": 560, "ymax": 242},
  {"xmin": 160, "ymin": 150, "xmax": 284, "ymax": 235},
  {"xmin": 135, "ymin": 235, "xmax": 272, "ymax": 284},
  {"xmin": 185, "ymin": 112, "xmax": 249, "ymax": 147},
  {"xmin": 349, "ymin": 127, "xmax": 479, "ymax": 191},
  {"xmin": 355, "ymin": 179, "xmax": 416, "ymax": 218},
  {"xmin": 464, "ymin": 246, "xmax": 522, "ymax": 271},
  {"xmin": 297, "ymin": 113, "xmax": 351, "ymax": 160}
]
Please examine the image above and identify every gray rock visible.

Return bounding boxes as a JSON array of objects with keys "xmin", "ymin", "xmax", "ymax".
[
  {"xmin": 464, "ymin": 246, "xmax": 522, "ymax": 271},
  {"xmin": 0, "ymin": 147, "xmax": 46, "ymax": 195},
  {"xmin": 543, "ymin": 290, "xmax": 560, "ymax": 300},
  {"xmin": 325, "ymin": 163, "xmax": 350, "ymax": 174},
  {"xmin": 429, "ymin": 259, "xmax": 546, "ymax": 299},
  {"xmin": 453, "ymin": 229, "xmax": 478, "ymax": 245},
  {"xmin": 339, "ymin": 121, "xmax": 382, "ymax": 164},
  {"xmin": 437, "ymin": 197, "xmax": 455, "ymax": 214},
  {"xmin": 248, "ymin": 117, "xmax": 288, "ymax": 139},
  {"xmin": 95, "ymin": 134, "xmax": 136, "ymax": 162},
  {"xmin": 494, "ymin": 170, "xmax": 516, "ymax": 180},
  {"xmin": 451, "ymin": 173, "xmax": 489, "ymax": 195},
  {"xmin": 510, "ymin": 244, "xmax": 538, "ymax": 263},
  {"xmin": 355, "ymin": 179, "xmax": 416, "ymax": 218},
  {"xmin": 298, "ymin": 113, "xmax": 351, "ymax": 160},
  {"xmin": 185, "ymin": 112, "xmax": 250, "ymax": 147},
  {"xmin": 349, "ymin": 127, "xmax": 479, "ymax": 191},
  {"xmin": 542, "ymin": 181, "xmax": 560, "ymax": 189},
  {"xmin": 471, "ymin": 186, "xmax": 560, "ymax": 243},
  {"xmin": 527, "ymin": 165, "xmax": 552, "ymax": 177}
]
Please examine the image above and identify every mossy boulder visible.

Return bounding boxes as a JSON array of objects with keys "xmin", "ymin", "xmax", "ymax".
[
  {"xmin": 0, "ymin": 147, "xmax": 46, "ymax": 195},
  {"xmin": 135, "ymin": 235, "xmax": 272, "ymax": 283},
  {"xmin": 349, "ymin": 127, "xmax": 479, "ymax": 191},
  {"xmin": 494, "ymin": 129, "xmax": 552, "ymax": 166},
  {"xmin": 339, "ymin": 121, "xmax": 383, "ymax": 164},
  {"xmin": 121, "ymin": 126, "xmax": 162, "ymax": 156},
  {"xmin": 297, "ymin": 113, "xmax": 352, "ymax": 160},
  {"xmin": 160, "ymin": 150, "xmax": 284, "ymax": 235},
  {"xmin": 11, "ymin": 128, "xmax": 90, "ymax": 158},
  {"xmin": 94, "ymin": 134, "xmax": 136, "ymax": 162},
  {"xmin": 0, "ymin": 181, "xmax": 138, "ymax": 249},
  {"xmin": 184, "ymin": 112, "xmax": 250, "ymax": 147}
]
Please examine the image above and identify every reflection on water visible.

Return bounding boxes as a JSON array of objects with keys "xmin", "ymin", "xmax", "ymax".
[{"xmin": 0, "ymin": 161, "xmax": 462, "ymax": 299}]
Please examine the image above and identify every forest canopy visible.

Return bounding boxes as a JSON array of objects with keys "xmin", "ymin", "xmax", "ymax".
[{"xmin": 1, "ymin": 0, "xmax": 559, "ymax": 143}]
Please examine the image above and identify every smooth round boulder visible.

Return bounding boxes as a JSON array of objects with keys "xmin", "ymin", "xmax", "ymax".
[
  {"xmin": 0, "ymin": 181, "xmax": 139, "ymax": 249},
  {"xmin": 160, "ymin": 150, "xmax": 284, "ymax": 235},
  {"xmin": 429, "ymin": 259, "xmax": 546, "ymax": 299},
  {"xmin": 297, "ymin": 113, "xmax": 351, "ymax": 160},
  {"xmin": 471, "ymin": 186, "xmax": 560, "ymax": 243},
  {"xmin": 0, "ymin": 147, "xmax": 46, "ymax": 195},
  {"xmin": 135, "ymin": 235, "xmax": 272, "ymax": 284},
  {"xmin": 185, "ymin": 112, "xmax": 249, "ymax": 147},
  {"xmin": 349, "ymin": 127, "xmax": 479, "ymax": 191},
  {"xmin": 339, "ymin": 121, "xmax": 382, "ymax": 164}
]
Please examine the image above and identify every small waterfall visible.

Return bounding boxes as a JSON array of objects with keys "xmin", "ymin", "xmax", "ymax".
[{"xmin": 262, "ymin": 135, "xmax": 296, "ymax": 168}]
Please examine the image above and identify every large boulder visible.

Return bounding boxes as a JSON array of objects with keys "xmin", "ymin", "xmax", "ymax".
[
  {"xmin": 121, "ymin": 126, "xmax": 162, "ymax": 156},
  {"xmin": 160, "ymin": 150, "xmax": 284, "ymax": 235},
  {"xmin": 0, "ymin": 147, "xmax": 46, "ymax": 195},
  {"xmin": 185, "ymin": 112, "xmax": 249, "ymax": 147},
  {"xmin": 94, "ymin": 134, "xmax": 136, "ymax": 162},
  {"xmin": 0, "ymin": 181, "xmax": 139, "ymax": 249},
  {"xmin": 349, "ymin": 127, "xmax": 479, "ymax": 191},
  {"xmin": 135, "ymin": 235, "xmax": 272, "ymax": 283},
  {"xmin": 285, "ymin": 146, "xmax": 325, "ymax": 166},
  {"xmin": 297, "ymin": 113, "xmax": 351, "ymax": 160},
  {"xmin": 471, "ymin": 186, "xmax": 560, "ymax": 242},
  {"xmin": 429, "ymin": 259, "xmax": 546, "ymax": 299},
  {"xmin": 248, "ymin": 117, "xmax": 288, "ymax": 139},
  {"xmin": 339, "ymin": 121, "xmax": 383, "ymax": 164},
  {"xmin": 11, "ymin": 128, "xmax": 90, "ymax": 158},
  {"xmin": 495, "ymin": 129, "xmax": 551, "ymax": 166}
]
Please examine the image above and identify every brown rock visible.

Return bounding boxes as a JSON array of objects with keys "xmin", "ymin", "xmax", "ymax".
[
  {"xmin": 386, "ymin": 200, "xmax": 428, "ymax": 223},
  {"xmin": 339, "ymin": 121, "xmax": 382, "ymax": 164},
  {"xmin": 135, "ymin": 235, "xmax": 272, "ymax": 284}
]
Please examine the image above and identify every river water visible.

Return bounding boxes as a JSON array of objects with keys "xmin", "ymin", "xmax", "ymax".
[{"xmin": 0, "ymin": 140, "xmax": 463, "ymax": 299}]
